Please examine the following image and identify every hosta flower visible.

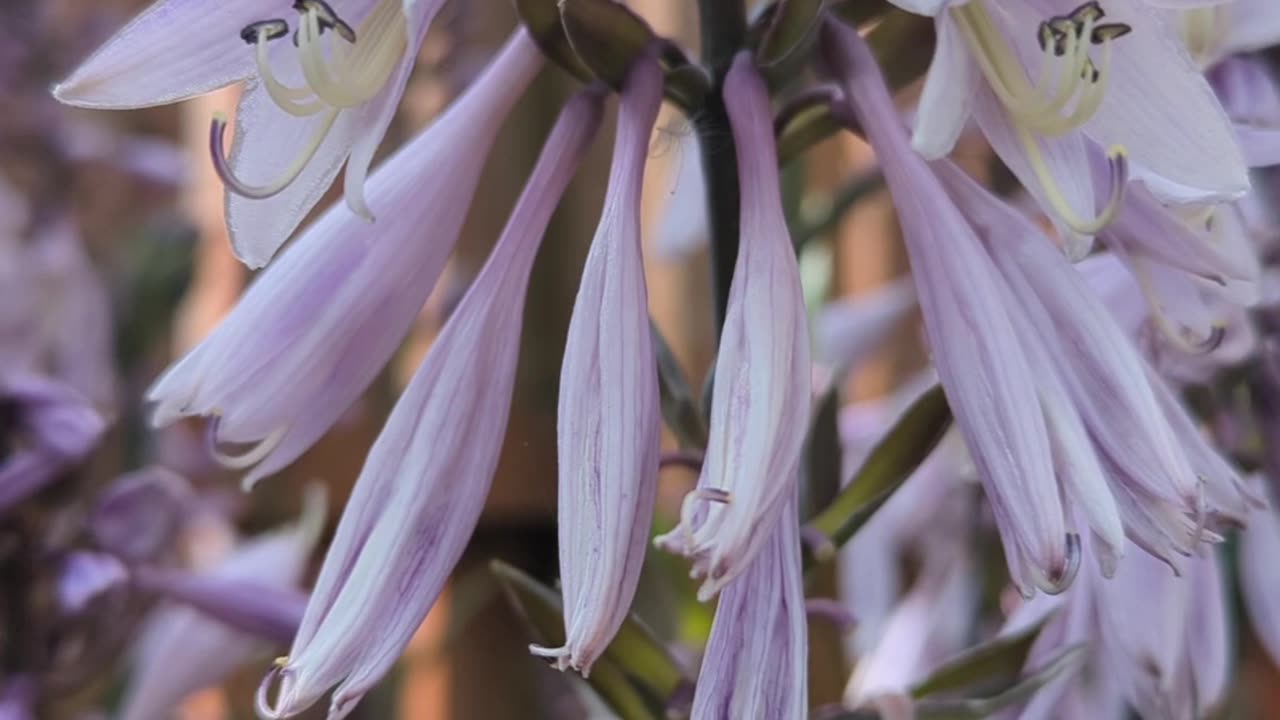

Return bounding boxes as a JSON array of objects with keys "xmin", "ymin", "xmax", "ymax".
[
  {"xmin": 655, "ymin": 53, "xmax": 812, "ymax": 600},
  {"xmin": 532, "ymin": 54, "xmax": 662, "ymax": 675},
  {"xmin": 690, "ymin": 497, "xmax": 807, "ymax": 719},
  {"xmin": 257, "ymin": 88, "xmax": 603, "ymax": 720},
  {"xmin": 821, "ymin": 19, "xmax": 1076, "ymax": 593},
  {"xmin": 147, "ymin": 31, "xmax": 542, "ymax": 490},
  {"xmin": 55, "ymin": 0, "xmax": 446, "ymax": 266},
  {"xmin": 938, "ymin": 161, "xmax": 1256, "ymax": 567},
  {"xmin": 905, "ymin": 0, "xmax": 1246, "ymax": 252},
  {"xmin": 1239, "ymin": 494, "xmax": 1280, "ymax": 669}
]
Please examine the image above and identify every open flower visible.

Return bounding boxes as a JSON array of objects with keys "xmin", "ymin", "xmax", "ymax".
[
  {"xmin": 55, "ymin": 0, "xmax": 447, "ymax": 266},
  {"xmin": 655, "ymin": 52, "xmax": 812, "ymax": 600},
  {"xmin": 905, "ymin": 0, "xmax": 1246, "ymax": 253},
  {"xmin": 256, "ymin": 87, "xmax": 603, "ymax": 720},
  {"xmin": 533, "ymin": 53, "xmax": 662, "ymax": 675},
  {"xmin": 147, "ymin": 31, "xmax": 543, "ymax": 490}
]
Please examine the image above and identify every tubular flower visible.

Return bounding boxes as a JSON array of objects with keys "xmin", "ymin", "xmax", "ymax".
[
  {"xmin": 0, "ymin": 373, "xmax": 106, "ymax": 513},
  {"xmin": 55, "ymin": 0, "xmax": 447, "ymax": 267},
  {"xmin": 146, "ymin": 31, "xmax": 543, "ymax": 490},
  {"xmin": 654, "ymin": 53, "xmax": 812, "ymax": 600},
  {"xmin": 821, "ymin": 19, "xmax": 1077, "ymax": 594},
  {"xmin": 690, "ymin": 497, "xmax": 808, "ymax": 719},
  {"xmin": 937, "ymin": 161, "xmax": 1255, "ymax": 567},
  {"xmin": 255, "ymin": 88, "xmax": 603, "ymax": 720},
  {"xmin": 531, "ymin": 55, "xmax": 662, "ymax": 675},
  {"xmin": 904, "ymin": 0, "xmax": 1246, "ymax": 254}
]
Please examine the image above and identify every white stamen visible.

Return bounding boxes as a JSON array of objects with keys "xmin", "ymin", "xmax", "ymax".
[
  {"xmin": 953, "ymin": 1, "xmax": 1131, "ymax": 234},
  {"xmin": 206, "ymin": 418, "xmax": 289, "ymax": 472},
  {"xmin": 219, "ymin": 0, "xmax": 409, "ymax": 203}
]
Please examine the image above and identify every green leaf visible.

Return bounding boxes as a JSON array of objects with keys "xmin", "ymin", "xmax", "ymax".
[
  {"xmin": 490, "ymin": 560, "xmax": 692, "ymax": 719},
  {"xmin": 913, "ymin": 645, "xmax": 1087, "ymax": 720},
  {"xmin": 756, "ymin": 0, "xmax": 827, "ymax": 67},
  {"xmin": 652, "ymin": 321, "xmax": 709, "ymax": 450},
  {"xmin": 777, "ymin": 9, "xmax": 935, "ymax": 163},
  {"xmin": 559, "ymin": 0, "xmax": 656, "ymax": 88},
  {"xmin": 512, "ymin": 0, "xmax": 710, "ymax": 112},
  {"xmin": 513, "ymin": 0, "xmax": 594, "ymax": 83},
  {"xmin": 910, "ymin": 614, "xmax": 1054, "ymax": 698},
  {"xmin": 803, "ymin": 384, "xmax": 950, "ymax": 568}
]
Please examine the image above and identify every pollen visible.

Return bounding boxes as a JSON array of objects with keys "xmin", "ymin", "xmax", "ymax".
[{"xmin": 953, "ymin": 1, "xmax": 1133, "ymax": 234}]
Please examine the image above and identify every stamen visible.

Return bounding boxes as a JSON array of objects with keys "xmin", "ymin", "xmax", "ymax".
[
  {"xmin": 209, "ymin": 110, "xmax": 340, "ymax": 200},
  {"xmin": 241, "ymin": 19, "xmax": 289, "ymax": 45},
  {"xmin": 293, "ymin": 0, "xmax": 356, "ymax": 43},
  {"xmin": 1129, "ymin": 255, "xmax": 1229, "ymax": 354},
  {"xmin": 675, "ymin": 487, "xmax": 732, "ymax": 553},
  {"xmin": 255, "ymin": 661, "xmax": 293, "ymax": 720},
  {"xmin": 1020, "ymin": 136, "xmax": 1128, "ymax": 234},
  {"xmin": 206, "ymin": 416, "xmax": 289, "ymax": 470}
]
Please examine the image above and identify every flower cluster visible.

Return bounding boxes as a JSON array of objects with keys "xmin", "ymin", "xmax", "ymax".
[{"xmin": 44, "ymin": 0, "xmax": 1280, "ymax": 717}]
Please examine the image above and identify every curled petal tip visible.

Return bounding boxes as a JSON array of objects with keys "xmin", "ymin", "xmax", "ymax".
[{"xmin": 1039, "ymin": 533, "xmax": 1082, "ymax": 595}]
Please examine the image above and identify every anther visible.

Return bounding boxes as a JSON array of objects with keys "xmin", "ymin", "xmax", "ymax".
[
  {"xmin": 1068, "ymin": 1, "xmax": 1105, "ymax": 25},
  {"xmin": 1091, "ymin": 23, "xmax": 1132, "ymax": 44},
  {"xmin": 293, "ymin": 0, "xmax": 357, "ymax": 43},
  {"xmin": 240, "ymin": 19, "xmax": 290, "ymax": 45}
]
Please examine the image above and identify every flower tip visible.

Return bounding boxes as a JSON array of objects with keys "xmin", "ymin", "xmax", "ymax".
[
  {"xmin": 256, "ymin": 661, "xmax": 300, "ymax": 720},
  {"xmin": 528, "ymin": 644, "xmax": 572, "ymax": 671},
  {"xmin": 1038, "ymin": 533, "xmax": 1082, "ymax": 596}
]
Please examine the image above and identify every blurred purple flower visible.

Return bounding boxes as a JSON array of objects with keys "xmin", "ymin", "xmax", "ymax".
[
  {"xmin": 656, "ymin": 53, "xmax": 812, "ymax": 600},
  {"xmin": 257, "ymin": 87, "xmax": 603, "ymax": 719},
  {"xmin": 0, "ymin": 373, "xmax": 105, "ymax": 513},
  {"xmin": 55, "ymin": 0, "xmax": 449, "ymax": 266},
  {"xmin": 116, "ymin": 488, "xmax": 324, "ymax": 720},
  {"xmin": 147, "ymin": 30, "xmax": 543, "ymax": 489},
  {"xmin": 90, "ymin": 467, "xmax": 191, "ymax": 562},
  {"xmin": 535, "ymin": 54, "xmax": 662, "ymax": 674},
  {"xmin": 56, "ymin": 551, "xmax": 128, "ymax": 615}
]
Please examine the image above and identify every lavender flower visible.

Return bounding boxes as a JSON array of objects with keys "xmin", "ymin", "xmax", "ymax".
[
  {"xmin": 147, "ymin": 30, "xmax": 543, "ymax": 490},
  {"xmin": 655, "ymin": 52, "xmax": 812, "ymax": 600},
  {"xmin": 55, "ymin": 0, "xmax": 449, "ymax": 266},
  {"xmin": 534, "ymin": 53, "xmax": 662, "ymax": 675},
  {"xmin": 816, "ymin": 277, "xmax": 917, "ymax": 377},
  {"xmin": 822, "ymin": 19, "xmax": 1076, "ymax": 593},
  {"xmin": 690, "ymin": 497, "xmax": 807, "ymax": 718},
  {"xmin": 1239, "ymin": 493, "xmax": 1280, "ymax": 668},
  {"xmin": 902, "ymin": 0, "xmax": 1246, "ymax": 252},
  {"xmin": 257, "ymin": 87, "xmax": 604, "ymax": 720}
]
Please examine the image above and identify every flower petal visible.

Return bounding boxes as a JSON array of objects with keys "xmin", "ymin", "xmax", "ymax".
[{"xmin": 912, "ymin": 14, "xmax": 978, "ymax": 159}]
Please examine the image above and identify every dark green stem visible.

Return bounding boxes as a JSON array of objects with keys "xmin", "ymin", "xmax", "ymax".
[{"xmin": 696, "ymin": 0, "xmax": 748, "ymax": 333}]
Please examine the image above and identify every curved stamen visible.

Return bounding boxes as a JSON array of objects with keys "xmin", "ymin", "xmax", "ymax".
[
  {"xmin": 1129, "ymin": 255, "xmax": 1229, "ymax": 355},
  {"xmin": 1037, "ymin": 532, "xmax": 1082, "ymax": 595},
  {"xmin": 209, "ymin": 110, "xmax": 340, "ymax": 200},
  {"xmin": 673, "ymin": 487, "xmax": 732, "ymax": 554},
  {"xmin": 255, "ymin": 660, "xmax": 293, "ymax": 720},
  {"xmin": 206, "ymin": 417, "xmax": 289, "ymax": 470},
  {"xmin": 254, "ymin": 33, "xmax": 327, "ymax": 117},
  {"xmin": 1020, "ymin": 134, "xmax": 1129, "ymax": 235}
]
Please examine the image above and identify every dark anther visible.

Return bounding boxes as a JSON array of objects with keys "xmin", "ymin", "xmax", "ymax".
[
  {"xmin": 1081, "ymin": 58, "xmax": 1101, "ymax": 83},
  {"xmin": 292, "ymin": 0, "xmax": 357, "ymax": 43},
  {"xmin": 240, "ymin": 19, "xmax": 290, "ymax": 45},
  {"xmin": 1091, "ymin": 23, "xmax": 1132, "ymax": 44},
  {"xmin": 1068, "ymin": 1, "xmax": 1106, "ymax": 25},
  {"xmin": 1037, "ymin": 21, "xmax": 1070, "ymax": 55}
]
